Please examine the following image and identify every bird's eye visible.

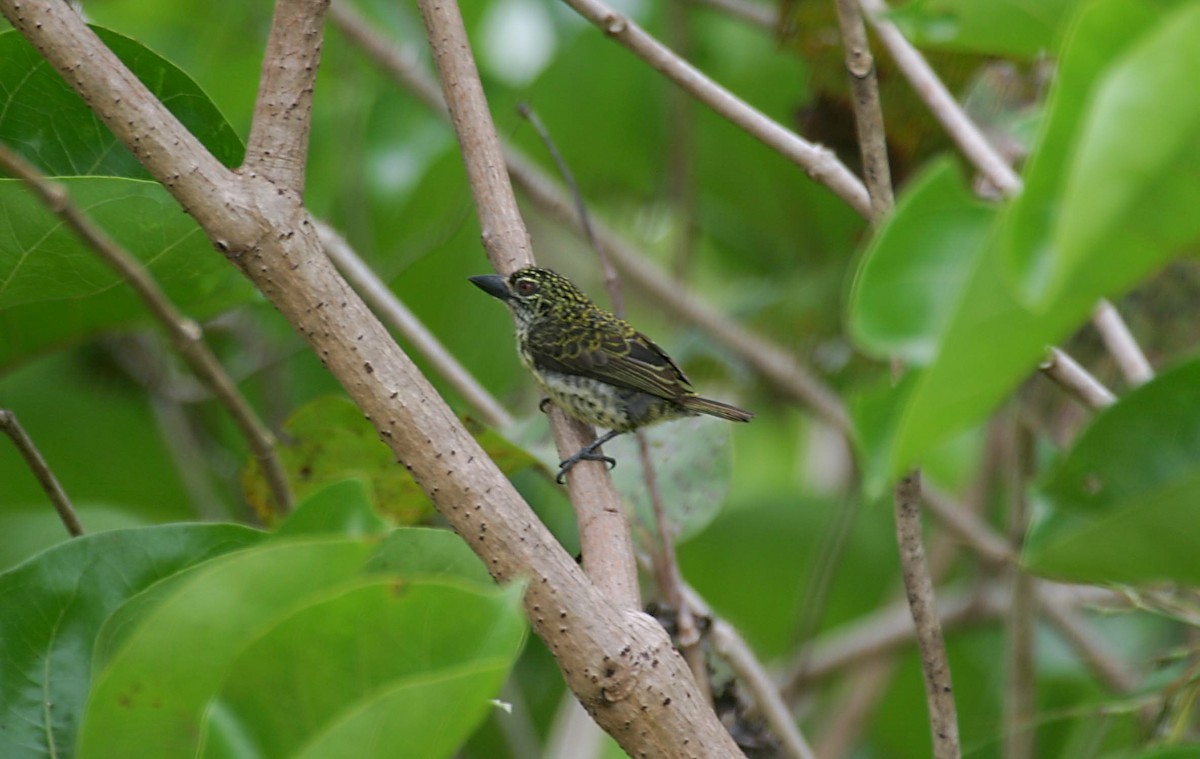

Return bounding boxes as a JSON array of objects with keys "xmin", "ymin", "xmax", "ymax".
[{"xmin": 516, "ymin": 279, "xmax": 538, "ymax": 296}]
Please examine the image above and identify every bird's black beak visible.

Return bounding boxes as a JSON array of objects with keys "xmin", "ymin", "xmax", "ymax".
[{"xmin": 469, "ymin": 274, "xmax": 511, "ymax": 301}]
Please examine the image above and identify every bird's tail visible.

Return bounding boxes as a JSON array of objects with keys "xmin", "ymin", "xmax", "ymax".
[{"xmin": 681, "ymin": 395, "xmax": 754, "ymax": 422}]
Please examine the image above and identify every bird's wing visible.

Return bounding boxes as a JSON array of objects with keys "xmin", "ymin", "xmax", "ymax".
[{"xmin": 528, "ymin": 323, "xmax": 693, "ymax": 401}]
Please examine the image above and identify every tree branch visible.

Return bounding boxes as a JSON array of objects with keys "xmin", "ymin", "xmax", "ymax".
[
  {"xmin": 894, "ymin": 471, "xmax": 961, "ymax": 758},
  {"xmin": 857, "ymin": 0, "xmax": 1022, "ymax": 197},
  {"xmin": 0, "ymin": 409, "xmax": 83, "ymax": 536},
  {"xmin": 833, "ymin": 0, "xmax": 893, "ymax": 222},
  {"xmin": 1091, "ymin": 300, "xmax": 1154, "ymax": 386},
  {"xmin": 244, "ymin": 0, "xmax": 329, "ymax": 192},
  {"xmin": 415, "ymin": 0, "xmax": 642, "ymax": 613}
]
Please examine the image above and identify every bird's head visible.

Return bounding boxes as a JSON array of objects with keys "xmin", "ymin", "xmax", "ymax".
[{"xmin": 469, "ymin": 267, "xmax": 593, "ymax": 326}]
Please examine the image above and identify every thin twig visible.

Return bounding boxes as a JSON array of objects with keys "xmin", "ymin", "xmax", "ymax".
[
  {"xmin": 833, "ymin": 0, "xmax": 893, "ymax": 222},
  {"xmin": 1040, "ymin": 347, "xmax": 1117, "ymax": 411},
  {"xmin": 831, "ymin": 2, "xmax": 959, "ymax": 749},
  {"xmin": 0, "ymin": 410, "xmax": 84, "ymax": 536},
  {"xmin": 637, "ymin": 434, "xmax": 710, "ymax": 698},
  {"xmin": 0, "ymin": 143, "xmax": 294, "ymax": 517},
  {"xmin": 1005, "ymin": 420, "xmax": 1036, "ymax": 759},
  {"xmin": 894, "ymin": 471, "xmax": 961, "ymax": 758},
  {"xmin": 664, "ymin": 0, "xmax": 699, "ymax": 278},
  {"xmin": 556, "ymin": 0, "xmax": 872, "ymax": 217},
  {"xmin": 1092, "ymin": 300, "xmax": 1154, "ymax": 386},
  {"xmin": 316, "ymin": 221, "xmax": 514, "ymax": 428}
]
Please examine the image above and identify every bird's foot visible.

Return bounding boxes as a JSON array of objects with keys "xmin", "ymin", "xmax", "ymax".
[
  {"xmin": 555, "ymin": 449, "xmax": 617, "ymax": 484},
  {"xmin": 539, "ymin": 397, "xmax": 554, "ymax": 414}
]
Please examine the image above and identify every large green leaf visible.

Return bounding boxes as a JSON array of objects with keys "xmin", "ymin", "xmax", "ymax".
[
  {"xmin": 76, "ymin": 533, "xmax": 515, "ymax": 758},
  {"xmin": 0, "ymin": 26, "xmax": 243, "ymax": 177},
  {"xmin": 997, "ymin": 0, "xmax": 1171, "ymax": 301},
  {"xmin": 200, "ymin": 580, "xmax": 525, "ymax": 759},
  {"xmin": 77, "ymin": 538, "xmax": 377, "ymax": 758},
  {"xmin": 0, "ymin": 177, "xmax": 257, "ymax": 367},
  {"xmin": 0, "ymin": 524, "xmax": 263, "ymax": 759},
  {"xmin": 1025, "ymin": 355, "xmax": 1200, "ymax": 584},
  {"xmin": 1044, "ymin": 2, "xmax": 1200, "ymax": 306},
  {"xmin": 847, "ymin": 158, "xmax": 995, "ymax": 365}
]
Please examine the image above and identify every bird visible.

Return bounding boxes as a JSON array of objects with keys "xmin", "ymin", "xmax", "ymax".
[{"xmin": 470, "ymin": 266, "xmax": 753, "ymax": 483}]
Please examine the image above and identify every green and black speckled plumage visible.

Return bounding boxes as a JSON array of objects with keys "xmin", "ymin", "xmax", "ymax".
[{"xmin": 470, "ymin": 267, "xmax": 752, "ymax": 479}]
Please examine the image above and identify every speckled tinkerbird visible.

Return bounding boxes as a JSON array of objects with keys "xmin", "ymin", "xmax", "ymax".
[{"xmin": 470, "ymin": 267, "xmax": 753, "ymax": 483}]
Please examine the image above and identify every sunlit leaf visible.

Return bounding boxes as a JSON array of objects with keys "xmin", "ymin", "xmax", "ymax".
[{"xmin": 0, "ymin": 524, "xmax": 263, "ymax": 759}]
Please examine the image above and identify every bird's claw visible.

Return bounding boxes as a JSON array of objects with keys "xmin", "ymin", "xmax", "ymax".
[
  {"xmin": 538, "ymin": 397, "xmax": 554, "ymax": 414},
  {"xmin": 555, "ymin": 453, "xmax": 617, "ymax": 484}
]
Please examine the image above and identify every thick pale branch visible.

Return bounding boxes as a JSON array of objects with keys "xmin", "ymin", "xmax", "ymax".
[
  {"xmin": 316, "ymin": 221, "xmax": 514, "ymax": 429},
  {"xmin": 245, "ymin": 0, "xmax": 329, "ymax": 192},
  {"xmin": 558, "ymin": 0, "xmax": 872, "ymax": 217}
]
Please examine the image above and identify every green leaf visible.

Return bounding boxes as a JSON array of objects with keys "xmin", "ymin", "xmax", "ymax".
[
  {"xmin": 847, "ymin": 158, "xmax": 995, "ymax": 365},
  {"xmin": 0, "ymin": 178, "xmax": 257, "ymax": 367},
  {"xmin": 877, "ymin": 237, "xmax": 1096, "ymax": 481},
  {"xmin": 1044, "ymin": 2, "xmax": 1200, "ymax": 306},
  {"xmin": 887, "ymin": 0, "xmax": 1079, "ymax": 59},
  {"xmin": 998, "ymin": 0, "xmax": 1164, "ymax": 301},
  {"xmin": 366, "ymin": 526, "xmax": 494, "ymax": 586},
  {"xmin": 77, "ymin": 538, "xmax": 377, "ymax": 758},
  {"xmin": 0, "ymin": 524, "xmax": 263, "ymax": 759},
  {"xmin": 241, "ymin": 396, "xmax": 436, "ymax": 525},
  {"xmin": 608, "ymin": 415, "xmax": 735, "ymax": 542},
  {"xmin": 274, "ymin": 478, "xmax": 389, "ymax": 538},
  {"xmin": 1025, "ymin": 355, "xmax": 1200, "ymax": 584},
  {"xmin": 244, "ymin": 395, "xmax": 538, "ymax": 525},
  {"xmin": 199, "ymin": 580, "xmax": 525, "ymax": 759},
  {"xmin": 0, "ymin": 26, "xmax": 243, "ymax": 177}
]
